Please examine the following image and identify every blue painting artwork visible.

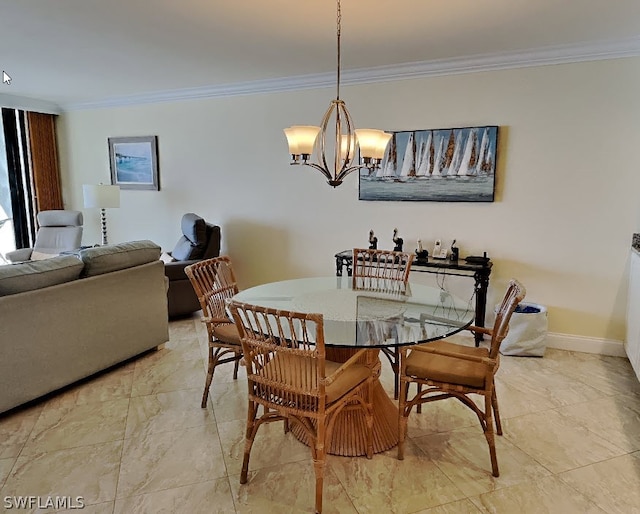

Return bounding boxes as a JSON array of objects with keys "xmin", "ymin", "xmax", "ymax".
[
  {"xmin": 359, "ymin": 126, "xmax": 498, "ymax": 202},
  {"xmin": 109, "ymin": 136, "xmax": 159, "ymax": 190},
  {"xmin": 114, "ymin": 143, "xmax": 152, "ymax": 182}
]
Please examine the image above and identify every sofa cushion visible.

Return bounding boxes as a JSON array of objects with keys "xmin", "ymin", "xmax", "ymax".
[
  {"xmin": 0, "ymin": 255, "xmax": 83, "ymax": 296},
  {"xmin": 171, "ymin": 213, "xmax": 207, "ymax": 261},
  {"xmin": 80, "ymin": 240, "xmax": 161, "ymax": 277}
]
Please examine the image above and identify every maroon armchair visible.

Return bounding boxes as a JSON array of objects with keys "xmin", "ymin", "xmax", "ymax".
[{"xmin": 164, "ymin": 213, "xmax": 221, "ymax": 318}]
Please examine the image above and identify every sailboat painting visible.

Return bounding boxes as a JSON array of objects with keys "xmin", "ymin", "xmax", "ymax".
[{"xmin": 359, "ymin": 126, "xmax": 498, "ymax": 202}]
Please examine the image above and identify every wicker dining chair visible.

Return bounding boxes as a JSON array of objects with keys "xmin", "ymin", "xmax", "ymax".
[
  {"xmin": 352, "ymin": 247, "xmax": 414, "ymax": 293},
  {"xmin": 229, "ymin": 300, "xmax": 375, "ymax": 514},
  {"xmin": 352, "ymin": 247, "xmax": 414, "ymax": 399},
  {"xmin": 185, "ymin": 256, "xmax": 243, "ymax": 408},
  {"xmin": 397, "ymin": 279, "xmax": 526, "ymax": 477}
]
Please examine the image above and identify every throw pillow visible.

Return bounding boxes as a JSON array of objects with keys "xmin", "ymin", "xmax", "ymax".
[
  {"xmin": 160, "ymin": 252, "xmax": 175, "ymax": 264},
  {"xmin": 30, "ymin": 251, "xmax": 59, "ymax": 261}
]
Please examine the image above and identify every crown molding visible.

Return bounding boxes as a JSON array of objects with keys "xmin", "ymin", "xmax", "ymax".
[
  {"xmin": 0, "ymin": 93, "xmax": 61, "ymax": 114},
  {"xmin": 62, "ymin": 37, "xmax": 640, "ymax": 112}
]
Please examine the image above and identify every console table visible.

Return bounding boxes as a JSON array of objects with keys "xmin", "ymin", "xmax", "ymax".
[{"xmin": 335, "ymin": 250, "xmax": 493, "ymax": 345}]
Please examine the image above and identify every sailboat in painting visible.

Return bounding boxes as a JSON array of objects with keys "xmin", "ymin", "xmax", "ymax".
[
  {"xmin": 359, "ymin": 125, "xmax": 497, "ymax": 202},
  {"xmin": 381, "ymin": 133, "xmax": 398, "ymax": 179},
  {"xmin": 476, "ymin": 127, "xmax": 494, "ymax": 176},
  {"xmin": 431, "ymin": 136, "xmax": 444, "ymax": 178},
  {"xmin": 446, "ymin": 130, "xmax": 464, "ymax": 177},
  {"xmin": 442, "ymin": 130, "xmax": 455, "ymax": 177},
  {"xmin": 415, "ymin": 131, "xmax": 433, "ymax": 178},
  {"xmin": 457, "ymin": 128, "xmax": 478, "ymax": 178},
  {"xmin": 398, "ymin": 132, "xmax": 416, "ymax": 180}
]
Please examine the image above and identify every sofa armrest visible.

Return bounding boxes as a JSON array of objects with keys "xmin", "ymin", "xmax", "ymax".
[
  {"xmin": 164, "ymin": 259, "xmax": 201, "ymax": 281},
  {"xmin": 6, "ymin": 248, "xmax": 33, "ymax": 263}
]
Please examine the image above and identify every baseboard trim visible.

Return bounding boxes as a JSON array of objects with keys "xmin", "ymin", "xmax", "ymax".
[{"xmin": 545, "ymin": 332, "xmax": 627, "ymax": 357}]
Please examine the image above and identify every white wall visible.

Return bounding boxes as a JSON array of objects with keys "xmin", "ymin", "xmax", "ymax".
[{"xmin": 56, "ymin": 57, "xmax": 640, "ymax": 344}]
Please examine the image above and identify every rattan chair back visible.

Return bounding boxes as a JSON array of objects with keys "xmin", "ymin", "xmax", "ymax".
[
  {"xmin": 489, "ymin": 279, "xmax": 526, "ymax": 358},
  {"xmin": 352, "ymin": 248, "xmax": 414, "ymax": 293},
  {"xmin": 230, "ymin": 302, "xmax": 326, "ymax": 417},
  {"xmin": 185, "ymin": 256, "xmax": 238, "ymax": 320}
]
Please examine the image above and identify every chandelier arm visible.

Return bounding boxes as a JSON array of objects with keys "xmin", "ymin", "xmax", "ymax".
[
  {"xmin": 301, "ymin": 161, "xmax": 334, "ymax": 182},
  {"xmin": 341, "ymin": 102, "xmax": 354, "ymax": 165},
  {"xmin": 335, "ymin": 163, "xmax": 368, "ymax": 184}
]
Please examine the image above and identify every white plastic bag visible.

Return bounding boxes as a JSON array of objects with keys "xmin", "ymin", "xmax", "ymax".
[{"xmin": 499, "ymin": 303, "xmax": 548, "ymax": 357}]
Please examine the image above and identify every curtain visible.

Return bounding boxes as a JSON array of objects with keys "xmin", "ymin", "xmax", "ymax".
[{"xmin": 27, "ymin": 112, "xmax": 63, "ymax": 211}]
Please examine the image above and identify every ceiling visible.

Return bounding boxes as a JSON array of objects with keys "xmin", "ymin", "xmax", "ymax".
[{"xmin": 2, "ymin": 0, "xmax": 640, "ymax": 111}]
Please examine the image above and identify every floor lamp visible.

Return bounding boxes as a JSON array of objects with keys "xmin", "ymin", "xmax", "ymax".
[{"xmin": 83, "ymin": 184, "xmax": 120, "ymax": 246}]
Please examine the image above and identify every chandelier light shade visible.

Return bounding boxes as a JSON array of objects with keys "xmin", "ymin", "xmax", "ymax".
[
  {"xmin": 284, "ymin": 0, "xmax": 391, "ymax": 187},
  {"xmin": 83, "ymin": 184, "xmax": 120, "ymax": 246}
]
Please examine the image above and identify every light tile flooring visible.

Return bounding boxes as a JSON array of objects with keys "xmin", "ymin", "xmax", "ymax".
[{"xmin": 1, "ymin": 317, "xmax": 640, "ymax": 513}]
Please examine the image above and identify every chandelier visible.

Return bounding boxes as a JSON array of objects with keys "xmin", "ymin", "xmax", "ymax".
[{"xmin": 284, "ymin": 0, "xmax": 391, "ymax": 187}]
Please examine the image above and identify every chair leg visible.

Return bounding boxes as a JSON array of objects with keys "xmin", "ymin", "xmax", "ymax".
[
  {"xmin": 240, "ymin": 400, "xmax": 259, "ymax": 484},
  {"xmin": 483, "ymin": 392, "xmax": 499, "ymax": 477},
  {"xmin": 491, "ymin": 387, "xmax": 503, "ymax": 436},
  {"xmin": 314, "ymin": 423, "xmax": 327, "ymax": 513},
  {"xmin": 392, "ymin": 348, "xmax": 400, "ymax": 400},
  {"xmin": 416, "ymin": 383, "xmax": 423, "ymax": 414},
  {"xmin": 201, "ymin": 344, "xmax": 216, "ymax": 408},
  {"xmin": 397, "ymin": 379, "xmax": 409, "ymax": 460},
  {"xmin": 313, "ymin": 454, "xmax": 326, "ymax": 514},
  {"xmin": 233, "ymin": 355, "xmax": 240, "ymax": 380}
]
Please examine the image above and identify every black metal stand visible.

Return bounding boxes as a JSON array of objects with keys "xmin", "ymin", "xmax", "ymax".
[{"xmin": 335, "ymin": 250, "xmax": 493, "ymax": 346}]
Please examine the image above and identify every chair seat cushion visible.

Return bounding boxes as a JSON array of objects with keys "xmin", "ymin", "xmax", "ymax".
[
  {"xmin": 324, "ymin": 360, "xmax": 372, "ymax": 404},
  {"xmin": 405, "ymin": 340, "xmax": 490, "ymax": 389},
  {"xmin": 257, "ymin": 354, "xmax": 371, "ymax": 405},
  {"xmin": 211, "ymin": 322, "xmax": 242, "ymax": 346}
]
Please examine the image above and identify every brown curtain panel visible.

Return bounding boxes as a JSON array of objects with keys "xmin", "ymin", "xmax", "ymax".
[{"xmin": 27, "ymin": 112, "xmax": 63, "ymax": 211}]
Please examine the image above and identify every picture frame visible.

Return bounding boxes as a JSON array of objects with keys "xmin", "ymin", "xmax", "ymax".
[
  {"xmin": 359, "ymin": 125, "xmax": 498, "ymax": 202},
  {"xmin": 108, "ymin": 136, "xmax": 159, "ymax": 191}
]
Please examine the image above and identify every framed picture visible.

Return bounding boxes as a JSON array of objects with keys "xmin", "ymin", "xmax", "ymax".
[
  {"xmin": 108, "ymin": 136, "xmax": 159, "ymax": 190},
  {"xmin": 359, "ymin": 125, "xmax": 498, "ymax": 202}
]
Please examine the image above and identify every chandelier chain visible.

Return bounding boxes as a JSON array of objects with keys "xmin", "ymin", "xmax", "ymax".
[{"xmin": 336, "ymin": 0, "xmax": 341, "ymax": 101}]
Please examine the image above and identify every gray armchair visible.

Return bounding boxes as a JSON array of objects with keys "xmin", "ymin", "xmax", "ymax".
[
  {"xmin": 165, "ymin": 213, "xmax": 221, "ymax": 318},
  {"xmin": 6, "ymin": 210, "xmax": 83, "ymax": 263}
]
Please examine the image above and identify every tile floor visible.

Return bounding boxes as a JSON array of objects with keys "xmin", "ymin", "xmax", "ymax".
[{"xmin": 1, "ymin": 317, "xmax": 640, "ymax": 513}]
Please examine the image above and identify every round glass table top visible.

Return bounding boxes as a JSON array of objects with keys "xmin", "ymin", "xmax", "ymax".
[{"xmin": 231, "ymin": 276, "xmax": 474, "ymax": 348}]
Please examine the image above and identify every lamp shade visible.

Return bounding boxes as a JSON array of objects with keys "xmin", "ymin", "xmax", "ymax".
[
  {"xmin": 83, "ymin": 184, "xmax": 120, "ymax": 209},
  {"xmin": 356, "ymin": 129, "xmax": 392, "ymax": 160},
  {"xmin": 284, "ymin": 126, "xmax": 321, "ymax": 155},
  {"xmin": 372, "ymin": 131, "xmax": 393, "ymax": 160}
]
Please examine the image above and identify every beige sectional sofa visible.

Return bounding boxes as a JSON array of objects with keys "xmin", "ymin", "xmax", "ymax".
[{"xmin": 0, "ymin": 240, "xmax": 169, "ymax": 414}]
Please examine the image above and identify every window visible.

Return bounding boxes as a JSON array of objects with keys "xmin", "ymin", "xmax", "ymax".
[
  {"xmin": 1, "ymin": 108, "xmax": 37, "ymax": 255},
  {"xmin": 0, "ymin": 108, "xmax": 62, "ymax": 261}
]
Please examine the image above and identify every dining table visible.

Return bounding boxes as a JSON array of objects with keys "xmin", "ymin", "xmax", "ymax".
[{"xmin": 232, "ymin": 276, "xmax": 475, "ymax": 456}]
